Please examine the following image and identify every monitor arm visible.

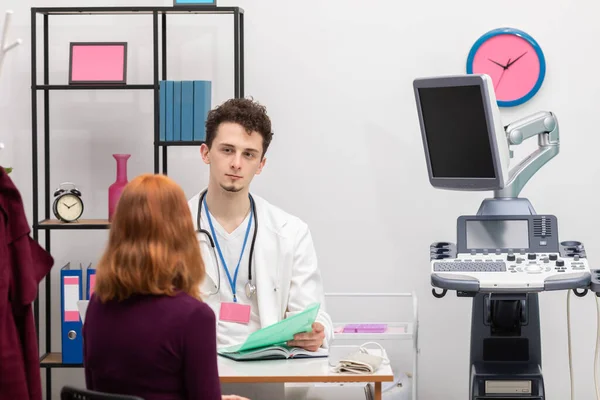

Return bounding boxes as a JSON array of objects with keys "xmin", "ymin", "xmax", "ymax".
[{"xmin": 494, "ymin": 111, "xmax": 559, "ymax": 199}]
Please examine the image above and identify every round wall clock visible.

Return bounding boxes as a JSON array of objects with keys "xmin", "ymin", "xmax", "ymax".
[{"xmin": 466, "ymin": 27, "xmax": 546, "ymax": 107}]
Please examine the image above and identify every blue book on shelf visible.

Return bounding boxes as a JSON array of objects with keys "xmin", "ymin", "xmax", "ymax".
[
  {"xmin": 181, "ymin": 81, "xmax": 194, "ymax": 141},
  {"xmin": 60, "ymin": 262, "xmax": 83, "ymax": 364},
  {"xmin": 165, "ymin": 81, "xmax": 174, "ymax": 141},
  {"xmin": 85, "ymin": 263, "xmax": 96, "ymax": 300},
  {"xmin": 193, "ymin": 80, "xmax": 211, "ymax": 142},
  {"xmin": 159, "ymin": 81, "xmax": 166, "ymax": 141},
  {"xmin": 173, "ymin": 81, "xmax": 182, "ymax": 141}
]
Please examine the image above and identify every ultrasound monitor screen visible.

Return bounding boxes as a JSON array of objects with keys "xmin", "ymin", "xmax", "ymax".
[
  {"xmin": 466, "ymin": 220, "xmax": 529, "ymax": 250},
  {"xmin": 417, "ymin": 85, "xmax": 496, "ymax": 178}
]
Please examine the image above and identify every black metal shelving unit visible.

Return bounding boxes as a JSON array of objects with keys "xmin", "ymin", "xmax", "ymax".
[{"xmin": 30, "ymin": 6, "xmax": 244, "ymax": 399}]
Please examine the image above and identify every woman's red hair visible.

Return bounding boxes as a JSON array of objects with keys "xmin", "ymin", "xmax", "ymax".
[{"xmin": 94, "ymin": 173, "xmax": 204, "ymax": 302}]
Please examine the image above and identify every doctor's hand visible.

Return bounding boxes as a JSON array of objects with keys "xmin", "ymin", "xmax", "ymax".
[{"xmin": 287, "ymin": 322, "xmax": 325, "ymax": 352}]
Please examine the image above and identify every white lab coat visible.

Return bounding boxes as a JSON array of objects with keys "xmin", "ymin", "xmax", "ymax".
[{"xmin": 188, "ymin": 189, "xmax": 334, "ymax": 348}]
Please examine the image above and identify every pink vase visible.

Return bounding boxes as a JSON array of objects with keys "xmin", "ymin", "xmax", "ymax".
[{"xmin": 108, "ymin": 154, "xmax": 131, "ymax": 221}]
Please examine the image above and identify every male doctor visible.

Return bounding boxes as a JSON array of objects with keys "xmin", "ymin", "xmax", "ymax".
[{"xmin": 188, "ymin": 98, "xmax": 333, "ymax": 355}]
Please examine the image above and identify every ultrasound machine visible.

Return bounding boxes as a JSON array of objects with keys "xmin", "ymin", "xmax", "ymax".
[{"xmin": 413, "ymin": 74, "xmax": 600, "ymax": 399}]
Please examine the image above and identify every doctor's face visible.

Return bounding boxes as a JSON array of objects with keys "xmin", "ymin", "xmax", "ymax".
[{"xmin": 201, "ymin": 122, "xmax": 266, "ymax": 193}]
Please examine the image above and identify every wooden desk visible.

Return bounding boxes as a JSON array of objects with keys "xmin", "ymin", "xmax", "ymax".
[{"xmin": 218, "ymin": 356, "xmax": 394, "ymax": 400}]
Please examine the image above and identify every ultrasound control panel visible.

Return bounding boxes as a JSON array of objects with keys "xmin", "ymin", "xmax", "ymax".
[{"xmin": 430, "ymin": 215, "xmax": 591, "ymax": 292}]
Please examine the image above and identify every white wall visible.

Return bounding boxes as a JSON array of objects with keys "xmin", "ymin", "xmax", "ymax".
[{"xmin": 1, "ymin": 0, "xmax": 599, "ymax": 399}]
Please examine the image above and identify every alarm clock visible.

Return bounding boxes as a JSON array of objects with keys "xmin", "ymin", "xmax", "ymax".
[
  {"xmin": 466, "ymin": 27, "xmax": 546, "ymax": 107},
  {"xmin": 52, "ymin": 182, "xmax": 84, "ymax": 223}
]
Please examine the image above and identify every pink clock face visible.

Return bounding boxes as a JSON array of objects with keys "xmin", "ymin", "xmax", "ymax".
[{"xmin": 471, "ymin": 34, "xmax": 541, "ymax": 102}]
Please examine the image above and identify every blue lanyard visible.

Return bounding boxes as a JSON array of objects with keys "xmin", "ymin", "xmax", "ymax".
[{"xmin": 203, "ymin": 195, "xmax": 253, "ymax": 303}]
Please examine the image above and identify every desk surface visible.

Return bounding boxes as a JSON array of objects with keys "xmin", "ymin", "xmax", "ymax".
[{"xmin": 218, "ymin": 356, "xmax": 394, "ymax": 384}]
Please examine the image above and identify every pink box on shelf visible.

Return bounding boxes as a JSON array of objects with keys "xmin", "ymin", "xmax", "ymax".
[
  {"xmin": 69, "ymin": 42, "xmax": 127, "ymax": 84},
  {"xmin": 342, "ymin": 324, "xmax": 388, "ymax": 333}
]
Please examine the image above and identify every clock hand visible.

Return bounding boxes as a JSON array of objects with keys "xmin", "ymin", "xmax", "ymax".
[
  {"xmin": 488, "ymin": 58, "xmax": 507, "ymax": 69},
  {"xmin": 506, "ymin": 51, "xmax": 527, "ymax": 68},
  {"xmin": 62, "ymin": 202, "xmax": 72, "ymax": 209},
  {"xmin": 494, "ymin": 58, "xmax": 511, "ymax": 90},
  {"xmin": 495, "ymin": 70, "xmax": 506, "ymax": 90}
]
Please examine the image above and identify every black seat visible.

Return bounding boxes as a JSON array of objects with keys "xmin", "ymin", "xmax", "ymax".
[{"xmin": 60, "ymin": 386, "xmax": 145, "ymax": 400}]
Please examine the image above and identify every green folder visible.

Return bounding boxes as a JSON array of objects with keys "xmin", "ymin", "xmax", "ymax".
[{"xmin": 218, "ymin": 303, "xmax": 321, "ymax": 358}]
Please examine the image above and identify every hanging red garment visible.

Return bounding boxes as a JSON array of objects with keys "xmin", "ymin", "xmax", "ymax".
[{"xmin": 0, "ymin": 167, "xmax": 54, "ymax": 400}]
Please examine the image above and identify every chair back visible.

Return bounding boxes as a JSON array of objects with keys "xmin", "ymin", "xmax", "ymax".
[{"xmin": 60, "ymin": 386, "xmax": 145, "ymax": 400}]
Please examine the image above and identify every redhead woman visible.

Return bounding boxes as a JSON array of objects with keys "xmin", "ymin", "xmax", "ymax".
[{"xmin": 83, "ymin": 173, "xmax": 247, "ymax": 400}]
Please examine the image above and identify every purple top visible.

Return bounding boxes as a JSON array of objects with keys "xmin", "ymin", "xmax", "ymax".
[{"xmin": 83, "ymin": 291, "xmax": 222, "ymax": 400}]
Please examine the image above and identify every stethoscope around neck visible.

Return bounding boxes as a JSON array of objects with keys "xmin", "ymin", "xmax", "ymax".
[{"xmin": 197, "ymin": 190, "xmax": 258, "ymax": 299}]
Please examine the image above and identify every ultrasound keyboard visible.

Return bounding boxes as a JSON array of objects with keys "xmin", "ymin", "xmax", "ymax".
[
  {"xmin": 430, "ymin": 247, "xmax": 591, "ymax": 292},
  {"xmin": 434, "ymin": 261, "xmax": 506, "ymax": 272},
  {"xmin": 429, "ymin": 214, "xmax": 594, "ymax": 292}
]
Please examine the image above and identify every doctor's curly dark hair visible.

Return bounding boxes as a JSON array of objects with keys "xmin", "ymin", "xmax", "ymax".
[{"xmin": 205, "ymin": 97, "xmax": 273, "ymax": 157}]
